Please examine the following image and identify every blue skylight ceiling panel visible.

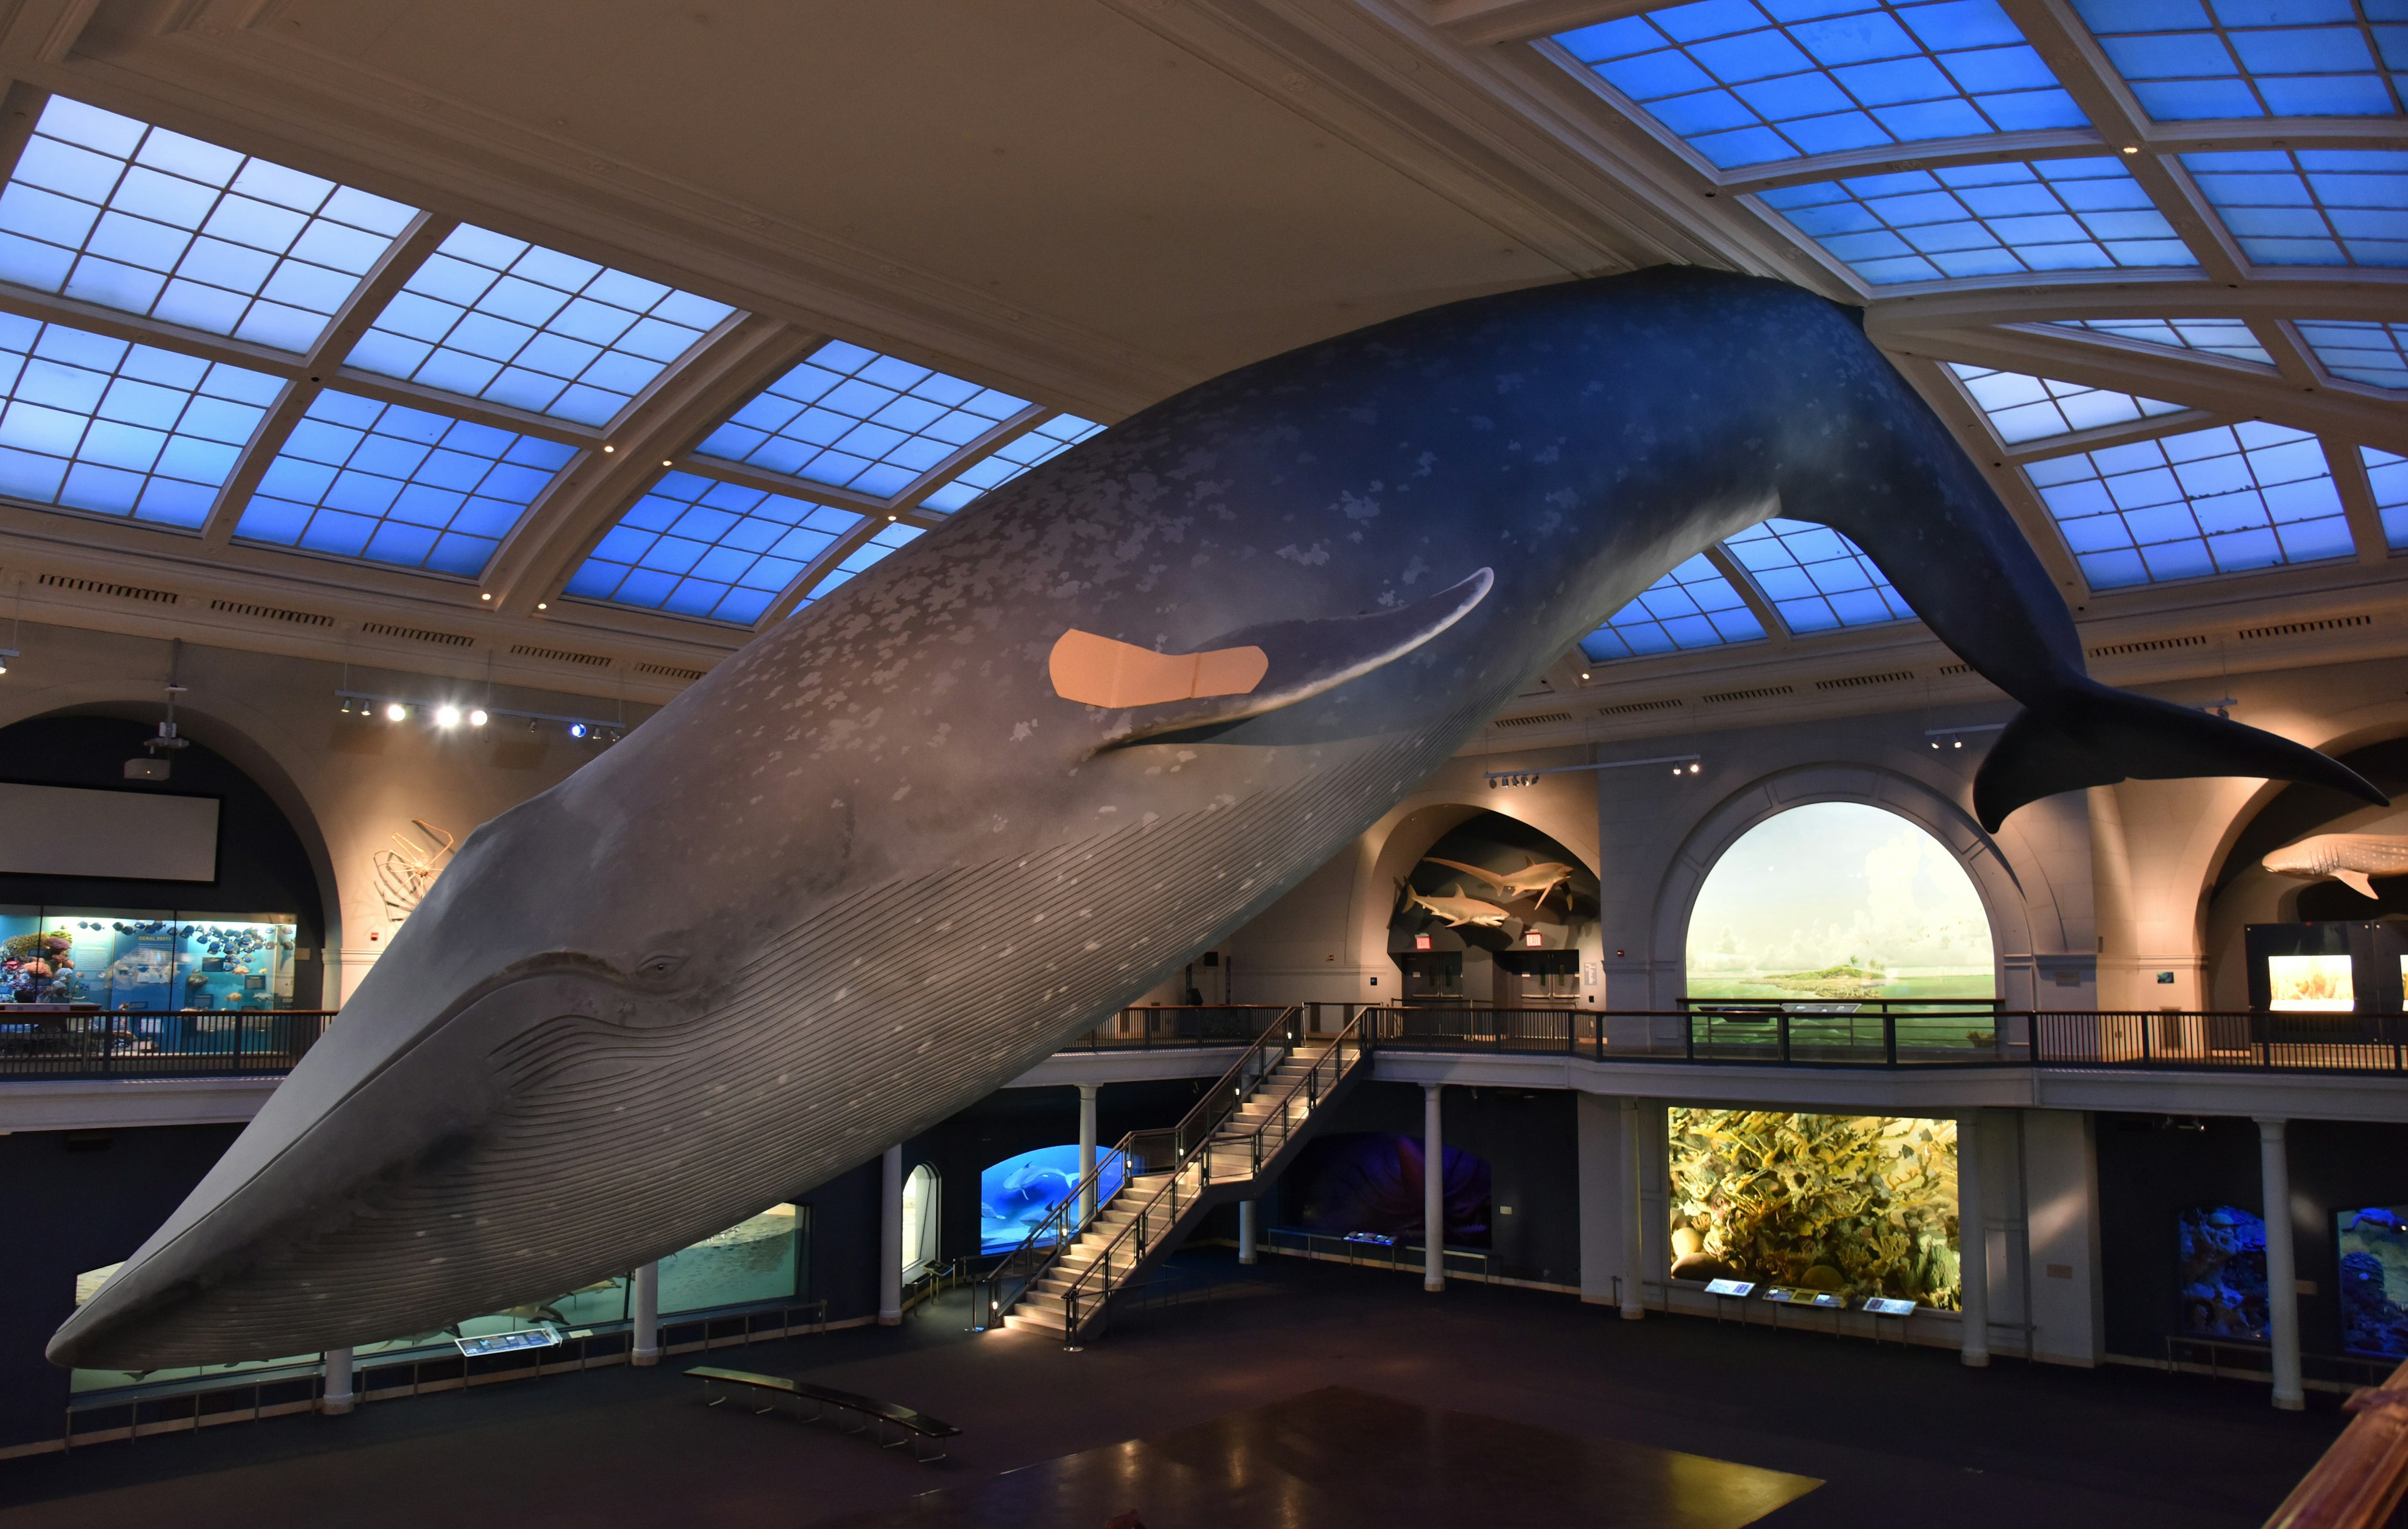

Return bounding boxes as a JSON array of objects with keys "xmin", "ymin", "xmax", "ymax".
[
  {"xmin": 2070, "ymin": 0, "xmax": 2405, "ymax": 120},
  {"xmin": 1756, "ymin": 157, "xmax": 2196, "ymax": 284},
  {"xmin": 2296, "ymin": 320, "xmax": 2408, "ymax": 388},
  {"xmin": 1721, "ymin": 517, "xmax": 1914, "ymax": 632},
  {"xmin": 2039, "ymin": 317, "xmax": 2274, "ymax": 365},
  {"xmin": 698, "ymin": 341, "xmax": 1030, "ymax": 500},
  {"xmin": 233, "ymin": 390, "xmax": 576, "ymax": 575},
  {"xmin": 919, "ymin": 412, "xmax": 1104, "ymax": 512},
  {"xmin": 1578, "ymin": 554, "xmax": 1764, "ymax": 661},
  {"xmin": 2367, "ymin": 447, "xmax": 2408, "ymax": 547},
  {"xmin": 0, "ymin": 97, "xmax": 417, "ymax": 352},
  {"xmin": 797, "ymin": 521, "xmax": 924, "ymax": 606},
  {"xmin": 344, "ymin": 225, "xmax": 737, "ymax": 426},
  {"xmin": 2182, "ymin": 149, "xmax": 2408, "ymax": 266},
  {"xmin": 2024, "ymin": 421, "xmax": 2348, "ymax": 588},
  {"xmin": 1550, "ymin": 0, "xmax": 2086, "ymax": 171},
  {"xmin": 563, "ymin": 470, "xmax": 858, "ymax": 624},
  {"xmin": 0, "ymin": 313, "xmax": 282, "ymax": 528},
  {"xmin": 1948, "ymin": 362, "xmax": 2187, "ymax": 443}
]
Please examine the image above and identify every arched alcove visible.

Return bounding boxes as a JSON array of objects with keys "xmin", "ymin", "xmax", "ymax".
[
  {"xmin": 1653, "ymin": 764, "xmax": 2031, "ymax": 1007},
  {"xmin": 0, "ymin": 713, "xmax": 332, "ymax": 1007}
]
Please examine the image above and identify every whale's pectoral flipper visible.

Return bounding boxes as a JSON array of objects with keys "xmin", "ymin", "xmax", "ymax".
[
  {"xmin": 1068, "ymin": 568, "xmax": 1494, "ymax": 749},
  {"xmin": 1972, "ymin": 677, "xmax": 2387, "ymax": 832}
]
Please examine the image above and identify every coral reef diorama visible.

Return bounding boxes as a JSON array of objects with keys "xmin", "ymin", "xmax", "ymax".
[
  {"xmin": 1669, "ymin": 1109, "xmax": 1960, "ymax": 1308},
  {"xmin": 2177, "ymin": 1205, "xmax": 2269, "ymax": 1341},
  {"xmin": 2339, "ymin": 1206, "xmax": 2408, "ymax": 1358}
]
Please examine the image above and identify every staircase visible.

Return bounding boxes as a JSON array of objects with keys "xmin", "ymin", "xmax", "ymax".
[{"xmin": 982, "ymin": 1008, "xmax": 1370, "ymax": 1344}]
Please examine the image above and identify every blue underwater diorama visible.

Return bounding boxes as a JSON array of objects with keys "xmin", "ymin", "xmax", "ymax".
[
  {"xmin": 980, "ymin": 1144, "xmax": 1128, "ymax": 1254},
  {"xmin": 2338, "ymin": 1205, "xmax": 2408, "ymax": 1358},
  {"xmin": 2178, "ymin": 1204, "xmax": 2269, "ymax": 1341},
  {"xmin": 1284, "ymin": 1131, "xmax": 1491, "ymax": 1247}
]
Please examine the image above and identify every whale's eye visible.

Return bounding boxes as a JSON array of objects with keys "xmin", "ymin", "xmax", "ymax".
[{"xmin": 637, "ymin": 953, "xmax": 685, "ymax": 976}]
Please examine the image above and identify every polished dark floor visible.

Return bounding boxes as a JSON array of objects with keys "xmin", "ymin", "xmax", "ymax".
[
  {"xmin": 827, "ymin": 1384, "xmax": 1818, "ymax": 1528},
  {"xmin": 0, "ymin": 1253, "xmax": 2347, "ymax": 1528}
]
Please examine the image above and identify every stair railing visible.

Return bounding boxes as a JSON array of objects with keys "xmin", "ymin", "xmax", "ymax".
[
  {"xmin": 1058, "ymin": 1009, "xmax": 1367, "ymax": 1344},
  {"xmin": 974, "ymin": 1004, "xmax": 1302, "ymax": 1330},
  {"xmin": 2261, "ymin": 1355, "xmax": 2408, "ymax": 1528}
]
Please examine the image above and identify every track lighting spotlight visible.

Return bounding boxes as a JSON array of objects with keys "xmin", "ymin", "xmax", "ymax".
[
  {"xmin": 568, "ymin": 723, "xmax": 589, "ymax": 739},
  {"xmin": 469, "ymin": 708, "xmax": 489, "ymax": 727},
  {"xmin": 435, "ymin": 705, "xmax": 462, "ymax": 728},
  {"xmin": 340, "ymin": 697, "xmax": 353, "ymax": 715},
  {"xmin": 384, "ymin": 702, "xmax": 408, "ymax": 722}
]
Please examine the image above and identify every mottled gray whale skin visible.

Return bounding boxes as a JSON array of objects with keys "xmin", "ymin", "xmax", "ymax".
[{"xmin": 51, "ymin": 267, "xmax": 2377, "ymax": 1368}]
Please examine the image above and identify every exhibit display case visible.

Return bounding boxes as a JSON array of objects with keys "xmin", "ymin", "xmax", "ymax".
[
  {"xmin": 1668, "ymin": 1109, "xmax": 1960, "ymax": 1308},
  {"xmin": 2177, "ymin": 1204, "xmax": 2269, "ymax": 1342},
  {"xmin": 2244, "ymin": 923, "xmax": 2408, "ymax": 1013},
  {"xmin": 2338, "ymin": 1205, "xmax": 2408, "ymax": 1358},
  {"xmin": 0, "ymin": 905, "xmax": 298, "ymax": 1015},
  {"xmin": 980, "ymin": 1146, "xmax": 1128, "ymax": 1253},
  {"xmin": 660, "ymin": 1202, "xmax": 801, "ymax": 1314}
]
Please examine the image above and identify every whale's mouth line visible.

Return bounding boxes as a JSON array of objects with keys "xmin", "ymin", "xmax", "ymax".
[{"xmin": 55, "ymin": 951, "xmax": 663, "ymax": 1358}]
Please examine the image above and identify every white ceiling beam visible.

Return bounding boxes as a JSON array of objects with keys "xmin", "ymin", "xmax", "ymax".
[
  {"xmin": 1992, "ymin": 0, "xmax": 2247, "ymax": 283},
  {"xmin": 1869, "ymin": 277, "xmax": 2408, "ymax": 330},
  {"xmin": 1701, "ymin": 543, "xmax": 1792, "ymax": 646},
  {"xmin": 1719, "ymin": 130, "xmax": 2106, "ymax": 194},
  {"xmin": 483, "ymin": 317, "xmax": 822, "ymax": 617},
  {"xmin": 2325, "ymin": 438, "xmax": 2391, "ymax": 567},
  {"xmin": 1415, "ymin": 0, "xmax": 1657, "ymax": 46},
  {"xmin": 1998, "ymin": 408, "xmax": 2230, "ymax": 464},
  {"xmin": 1878, "ymin": 322, "xmax": 2404, "ymax": 448},
  {"xmin": 0, "ymin": 282, "xmax": 306, "ymax": 373},
  {"xmin": 198, "ymin": 211, "xmax": 460, "ymax": 548}
]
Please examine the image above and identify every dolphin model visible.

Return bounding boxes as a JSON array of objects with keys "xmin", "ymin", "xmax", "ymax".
[
  {"xmin": 2264, "ymin": 833, "xmax": 2408, "ymax": 899},
  {"xmin": 51, "ymin": 266, "xmax": 2382, "ymax": 1370}
]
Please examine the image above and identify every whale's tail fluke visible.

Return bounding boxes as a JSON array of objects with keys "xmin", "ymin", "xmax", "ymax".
[{"xmin": 1973, "ymin": 679, "xmax": 2386, "ymax": 831}]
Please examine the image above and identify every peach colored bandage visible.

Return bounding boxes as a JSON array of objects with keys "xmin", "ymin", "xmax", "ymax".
[{"xmin": 1048, "ymin": 629, "xmax": 1270, "ymax": 709}]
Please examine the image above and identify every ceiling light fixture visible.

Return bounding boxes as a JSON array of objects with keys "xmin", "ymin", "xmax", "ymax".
[
  {"xmin": 536, "ymin": 602, "xmax": 548, "ymax": 611},
  {"xmin": 435, "ymin": 705, "xmax": 462, "ymax": 728},
  {"xmin": 660, "ymin": 459, "xmax": 672, "ymax": 467},
  {"xmin": 568, "ymin": 722, "xmax": 589, "ymax": 739},
  {"xmin": 2121, "ymin": 145, "xmax": 2140, "ymax": 154},
  {"xmin": 469, "ymin": 708, "xmax": 489, "ymax": 727},
  {"xmin": 384, "ymin": 702, "xmax": 408, "ymax": 723},
  {"xmin": 603, "ymin": 445, "xmax": 616, "ymax": 453}
]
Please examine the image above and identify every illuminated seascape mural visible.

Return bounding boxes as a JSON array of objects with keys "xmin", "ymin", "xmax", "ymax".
[
  {"xmin": 1285, "ymin": 1131, "xmax": 1491, "ymax": 1247},
  {"xmin": 1686, "ymin": 802, "xmax": 1994, "ymax": 1002},
  {"xmin": 1668, "ymin": 1109, "xmax": 1960, "ymax": 1308},
  {"xmin": 981, "ymin": 1145, "xmax": 1127, "ymax": 1254},
  {"xmin": 2178, "ymin": 1204, "xmax": 2268, "ymax": 1341},
  {"xmin": 2340, "ymin": 1206, "xmax": 2408, "ymax": 1358}
]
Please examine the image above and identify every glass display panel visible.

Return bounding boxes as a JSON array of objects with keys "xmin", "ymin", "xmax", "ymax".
[
  {"xmin": 658, "ymin": 1202, "xmax": 800, "ymax": 1313},
  {"xmin": 69, "ymin": 1259, "xmax": 317, "ymax": 1393},
  {"xmin": 1669, "ymin": 1109, "xmax": 1960, "ymax": 1308},
  {"xmin": 2340, "ymin": 1206, "xmax": 2408, "ymax": 1358},
  {"xmin": 900, "ymin": 1164, "xmax": 937, "ymax": 1278},
  {"xmin": 980, "ymin": 1145, "xmax": 1129, "ymax": 1254},
  {"xmin": 2178, "ymin": 1204, "xmax": 2268, "ymax": 1341},
  {"xmin": 2268, "ymin": 952, "xmax": 2353, "ymax": 1012},
  {"xmin": 1686, "ymin": 802, "xmax": 1995, "ymax": 1002}
]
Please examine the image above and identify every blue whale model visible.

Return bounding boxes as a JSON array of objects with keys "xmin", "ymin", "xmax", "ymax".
[{"xmin": 50, "ymin": 267, "xmax": 2377, "ymax": 1368}]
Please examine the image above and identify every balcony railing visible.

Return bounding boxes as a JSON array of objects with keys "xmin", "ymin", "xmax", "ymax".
[{"xmin": 0, "ymin": 1010, "xmax": 335, "ymax": 1081}]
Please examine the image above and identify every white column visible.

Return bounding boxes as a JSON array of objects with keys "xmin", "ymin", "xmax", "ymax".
[
  {"xmin": 2258, "ymin": 1118, "xmax": 2304, "ymax": 1410},
  {"xmin": 1620, "ymin": 1099, "xmax": 1645, "ymax": 1320},
  {"xmin": 1077, "ymin": 1083, "xmax": 1100, "ymax": 1229},
  {"xmin": 1958, "ymin": 1111, "xmax": 1989, "ymax": 1367},
  {"xmin": 1422, "ymin": 1082, "xmax": 1444, "ymax": 1293},
  {"xmin": 631, "ymin": 1262, "xmax": 660, "ymax": 1365},
  {"xmin": 320, "ymin": 1346, "xmax": 354, "ymax": 1415},
  {"xmin": 879, "ymin": 1143, "xmax": 904, "ymax": 1326},
  {"xmin": 1238, "ymin": 1197, "xmax": 1259, "ymax": 1264}
]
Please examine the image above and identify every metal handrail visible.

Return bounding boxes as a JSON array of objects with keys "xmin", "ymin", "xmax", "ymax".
[
  {"xmin": 0, "ymin": 1008, "xmax": 338, "ymax": 1081},
  {"xmin": 2263, "ymin": 1355, "xmax": 2408, "ymax": 1528},
  {"xmin": 1057, "ymin": 1012, "xmax": 1368, "ymax": 1343},
  {"xmin": 975, "ymin": 1005, "xmax": 1304, "ymax": 1329}
]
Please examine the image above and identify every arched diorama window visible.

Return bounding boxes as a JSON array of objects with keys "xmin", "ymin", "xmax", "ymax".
[
  {"xmin": 900, "ymin": 1163, "xmax": 938, "ymax": 1278},
  {"xmin": 1686, "ymin": 801, "xmax": 1995, "ymax": 1005}
]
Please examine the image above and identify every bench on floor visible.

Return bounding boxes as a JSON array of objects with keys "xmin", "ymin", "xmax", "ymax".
[{"xmin": 688, "ymin": 1367, "xmax": 959, "ymax": 1461}]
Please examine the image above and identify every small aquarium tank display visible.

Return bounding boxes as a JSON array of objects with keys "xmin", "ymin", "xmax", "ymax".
[
  {"xmin": 2178, "ymin": 1205, "xmax": 2269, "ymax": 1340},
  {"xmin": 2339, "ymin": 1206, "xmax": 2408, "ymax": 1358},
  {"xmin": 660, "ymin": 1203, "xmax": 801, "ymax": 1314},
  {"xmin": 1667, "ymin": 1109, "xmax": 1960, "ymax": 1307},
  {"xmin": 980, "ymin": 1145, "xmax": 1127, "ymax": 1254},
  {"xmin": 2266, "ymin": 954, "xmax": 2355, "ymax": 1012}
]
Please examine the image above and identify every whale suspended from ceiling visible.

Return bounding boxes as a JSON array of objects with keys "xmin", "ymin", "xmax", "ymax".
[
  {"xmin": 2264, "ymin": 833, "xmax": 2408, "ymax": 899},
  {"xmin": 51, "ymin": 267, "xmax": 2383, "ymax": 1370}
]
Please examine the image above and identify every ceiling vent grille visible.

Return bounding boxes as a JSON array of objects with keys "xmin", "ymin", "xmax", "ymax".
[
  {"xmin": 209, "ymin": 598, "xmax": 332, "ymax": 628},
  {"xmin": 1937, "ymin": 662, "xmax": 1971, "ymax": 677},
  {"xmin": 2236, "ymin": 613, "xmax": 2371, "ymax": 642},
  {"xmin": 361, "ymin": 621, "xmax": 473, "ymax": 647},
  {"xmin": 633, "ymin": 662, "xmax": 709, "ymax": 681},
  {"xmin": 1493, "ymin": 710, "xmax": 1572, "ymax": 728},
  {"xmin": 2088, "ymin": 633, "xmax": 2207, "ymax": 659},
  {"xmin": 1598, "ymin": 697, "xmax": 1684, "ymax": 717},
  {"xmin": 1815, "ymin": 669, "xmax": 1916, "ymax": 692},
  {"xmin": 1701, "ymin": 683, "xmax": 1795, "ymax": 705},
  {"xmin": 38, "ymin": 572, "xmax": 176, "ymax": 605},
  {"xmin": 512, "ymin": 643, "xmax": 612, "ymax": 669}
]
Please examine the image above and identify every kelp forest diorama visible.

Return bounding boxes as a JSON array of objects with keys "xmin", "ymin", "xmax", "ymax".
[{"xmin": 1669, "ymin": 1109, "xmax": 1962, "ymax": 1309}]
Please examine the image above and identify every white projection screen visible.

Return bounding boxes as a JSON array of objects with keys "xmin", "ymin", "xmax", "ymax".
[{"xmin": 0, "ymin": 783, "xmax": 219, "ymax": 882}]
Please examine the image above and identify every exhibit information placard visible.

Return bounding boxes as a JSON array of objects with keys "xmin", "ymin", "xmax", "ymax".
[
  {"xmin": 455, "ymin": 1328, "xmax": 560, "ymax": 1357},
  {"xmin": 1862, "ymin": 1297, "xmax": 1917, "ymax": 1316},
  {"xmin": 1703, "ymin": 1279, "xmax": 1755, "ymax": 1298}
]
